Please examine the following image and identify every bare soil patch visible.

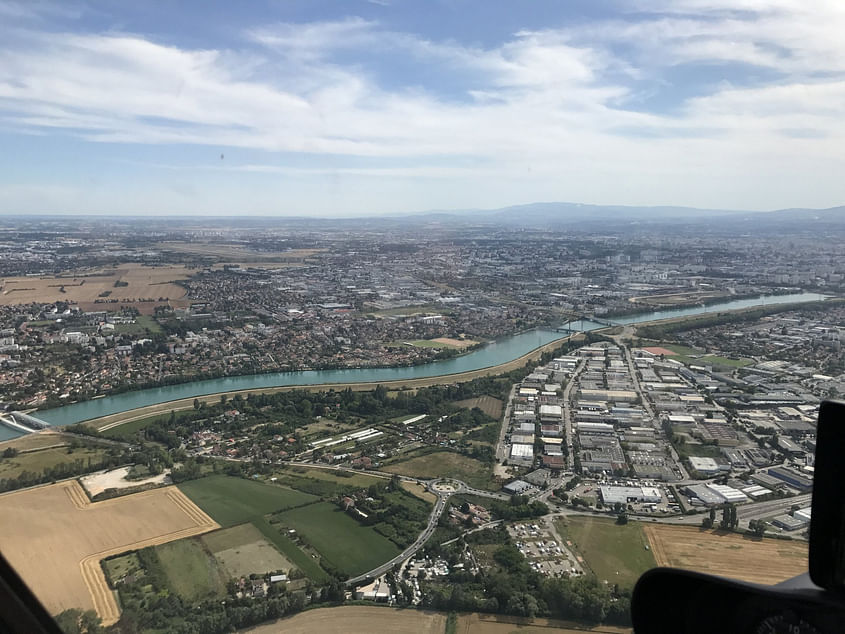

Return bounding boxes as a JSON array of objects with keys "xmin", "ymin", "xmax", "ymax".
[
  {"xmin": 643, "ymin": 524, "xmax": 807, "ymax": 585},
  {"xmin": 639, "ymin": 346, "xmax": 677, "ymax": 356},
  {"xmin": 431, "ymin": 337, "xmax": 479, "ymax": 349},
  {"xmin": 202, "ymin": 523, "xmax": 293, "ymax": 578},
  {"xmin": 79, "ymin": 466, "xmax": 170, "ymax": 497}
]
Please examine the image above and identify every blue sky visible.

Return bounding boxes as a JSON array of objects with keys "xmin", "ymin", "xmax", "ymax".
[{"xmin": 0, "ymin": 0, "xmax": 843, "ymax": 216}]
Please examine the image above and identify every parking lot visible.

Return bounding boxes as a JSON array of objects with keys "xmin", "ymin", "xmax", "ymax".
[{"xmin": 507, "ymin": 519, "xmax": 584, "ymax": 577}]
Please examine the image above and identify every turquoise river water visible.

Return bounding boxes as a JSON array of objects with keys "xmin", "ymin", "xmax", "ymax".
[{"xmin": 0, "ymin": 292, "xmax": 826, "ymax": 439}]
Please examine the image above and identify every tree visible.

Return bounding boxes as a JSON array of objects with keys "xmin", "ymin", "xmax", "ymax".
[{"xmin": 616, "ymin": 512, "xmax": 628, "ymax": 525}]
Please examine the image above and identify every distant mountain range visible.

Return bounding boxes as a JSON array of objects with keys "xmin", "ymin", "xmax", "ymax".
[
  {"xmin": 402, "ymin": 202, "xmax": 845, "ymax": 229},
  {"xmin": 5, "ymin": 203, "xmax": 842, "ymax": 231}
]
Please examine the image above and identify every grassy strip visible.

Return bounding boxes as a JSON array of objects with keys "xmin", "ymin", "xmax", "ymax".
[
  {"xmin": 445, "ymin": 612, "xmax": 458, "ymax": 634},
  {"xmin": 251, "ymin": 517, "xmax": 328, "ymax": 583}
]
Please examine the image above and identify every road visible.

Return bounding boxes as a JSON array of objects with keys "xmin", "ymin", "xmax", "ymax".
[
  {"xmin": 562, "ymin": 358, "xmax": 586, "ymax": 469},
  {"xmin": 623, "ymin": 343, "xmax": 689, "ymax": 481},
  {"xmin": 737, "ymin": 493, "xmax": 812, "ymax": 521},
  {"xmin": 495, "ymin": 383, "xmax": 518, "ymax": 463},
  {"xmin": 346, "ymin": 490, "xmax": 449, "ymax": 586}
]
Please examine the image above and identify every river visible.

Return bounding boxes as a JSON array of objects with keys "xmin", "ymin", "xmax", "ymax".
[{"xmin": 0, "ymin": 291, "xmax": 826, "ymax": 438}]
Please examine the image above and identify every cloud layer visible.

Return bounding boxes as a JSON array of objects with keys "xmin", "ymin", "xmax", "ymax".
[{"xmin": 0, "ymin": 1, "xmax": 844, "ymax": 214}]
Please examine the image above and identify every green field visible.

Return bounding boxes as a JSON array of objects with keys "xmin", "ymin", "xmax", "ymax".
[
  {"xmin": 114, "ymin": 315, "xmax": 163, "ymax": 335},
  {"xmin": 155, "ymin": 538, "xmax": 228, "ymax": 602},
  {"xmin": 178, "ymin": 475, "xmax": 318, "ymax": 527},
  {"xmin": 272, "ymin": 502, "xmax": 400, "ymax": 576},
  {"xmin": 0, "ymin": 446, "xmax": 107, "ymax": 479},
  {"xmin": 178, "ymin": 476, "xmax": 331, "ymax": 581},
  {"xmin": 381, "ymin": 450, "xmax": 496, "ymax": 490},
  {"xmin": 556, "ymin": 516, "xmax": 656, "ymax": 589},
  {"xmin": 653, "ymin": 343, "xmax": 753, "ymax": 369}
]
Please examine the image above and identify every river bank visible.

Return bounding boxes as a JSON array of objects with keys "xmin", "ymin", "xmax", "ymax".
[
  {"xmin": 81, "ymin": 333, "xmax": 586, "ymax": 431},
  {"xmin": 11, "ymin": 291, "xmax": 827, "ymax": 435}
]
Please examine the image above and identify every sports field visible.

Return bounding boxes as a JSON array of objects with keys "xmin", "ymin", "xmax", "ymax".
[
  {"xmin": 240, "ymin": 606, "xmax": 447, "ymax": 634},
  {"xmin": 178, "ymin": 475, "xmax": 317, "ymax": 527},
  {"xmin": 381, "ymin": 450, "xmax": 495, "ymax": 490},
  {"xmin": 457, "ymin": 612, "xmax": 632, "ymax": 634},
  {"xmin": 555, "ymin": 516, "xmax": 655, "ymax": 589},
  {"xmin": 202, "ymin": 523, "xmax": 292, "ymax": 578},
  {"xmin": 273, "ymin": 502, "xmax": 400, "ymax": 576},
  {"xmin": 0, "ymin": 481, "xmax": 218, "ymax": 624},
  {"xmin": 644, "ymin": 524, "xmax": 807, "ymax": 585}
]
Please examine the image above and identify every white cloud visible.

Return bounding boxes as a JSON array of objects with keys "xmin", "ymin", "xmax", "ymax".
[{"xmin": 0, "ymin": 2, "xmax": 844, "ymax": 213}]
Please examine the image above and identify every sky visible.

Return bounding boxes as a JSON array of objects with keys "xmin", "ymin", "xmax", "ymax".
[{"xmin": 1, "ymin": 0, "xmax": 844, "ymax": 217}]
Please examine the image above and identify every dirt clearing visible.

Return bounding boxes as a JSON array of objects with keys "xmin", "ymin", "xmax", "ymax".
[
  {"xmin": 643, "ymin": 524, "xmax": 807, "ymax": 585},
  {"xmin": 431, "ymin": 337, "xmax": 479, "ymax": 348},
  {"xmin": 0, "ymin": 481, "xmax": 218, "ymax": 625}
]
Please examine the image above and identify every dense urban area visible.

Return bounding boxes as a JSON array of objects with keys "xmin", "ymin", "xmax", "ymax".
[{"xmin": 0, "ymin": 216, "xmax": 843, "ymax": 634}]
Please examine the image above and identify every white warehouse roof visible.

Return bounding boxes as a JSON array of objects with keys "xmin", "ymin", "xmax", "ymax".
[
  {"xmin": 599, "ymin": 486, "xmax": 662, "ymax": 505},
  {"xmin": 705, "ymin": 483, "xmax": 749, "ymax": 504},
  {"xmin": 510, "ymin": 443, "xmax": 534, "ymax": 458}
]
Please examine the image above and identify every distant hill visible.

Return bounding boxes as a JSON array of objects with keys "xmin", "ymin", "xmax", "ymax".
[{"xmin": 400, "ymin": 202, "xmax": 845, "ymax": 230}]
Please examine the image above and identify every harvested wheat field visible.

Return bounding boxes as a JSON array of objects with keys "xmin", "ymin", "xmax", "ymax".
[
  {"xmin": 643, "ymin": 525, "xmax": 807, "ymax": 585},
  {"xmin": 0, "ymin": 481, "xmax": 218, "ymax": 625},
  {"xmin": 240, "ymin": 606, "xmax": 446, "ymax": 634},
  {"xmin": 0, "ymin": 263, "xmax": 191, "ymax": 309}
]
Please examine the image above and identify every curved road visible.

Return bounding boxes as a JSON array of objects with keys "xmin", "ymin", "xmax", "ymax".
[{"xmin": 346, "ymin": 490, "xmax": 449, "ymax": 586}]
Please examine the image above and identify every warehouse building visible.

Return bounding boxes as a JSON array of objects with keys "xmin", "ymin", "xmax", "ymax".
[
  {"xmin": 539, "ymin": 404, "xmax": 563, "ymax": 421},
  {"xmin": 503, "ymin": 479, "xmax": 532, "ymax": 495},
  {"xmin": 767, "ymin": 466, "xmax": 813, "ymax": 491},
  {"xmin": 599, "ymin": 485, "xmax": 662, "ymax": 506},
  {"xmin": 687, "ymin": 456, "xmax": 723, "ymax": 476}
]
